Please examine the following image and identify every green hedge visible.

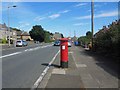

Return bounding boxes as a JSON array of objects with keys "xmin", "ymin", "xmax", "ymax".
[
  {"xmin": 2, "ymin": 38, "xmax": 8, "ymax": 44},
  {"xmin": 94, "ymin": 22, "xmax": 120, "ymax": 61}
]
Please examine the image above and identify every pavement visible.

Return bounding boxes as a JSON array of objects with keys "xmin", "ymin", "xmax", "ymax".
[{"xmin": 38, "ymin": 45, "xmax": 119, "ymax": 89}]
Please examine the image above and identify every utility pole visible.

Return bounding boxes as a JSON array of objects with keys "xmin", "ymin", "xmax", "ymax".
[
  {"xmin": 91, "ymin": 0, "xmax": 94, "ymax": 49},
  {"xmin": 74, "ymin": 30, "xmax": 76, "ymax": 37},
  {"xmin": 7, "ymin": 5, "xmax": 17, "ymax": 47},
  {"xmin": 8, "ymin": 6, "xmax": 10, "ymax": 47},
  {"xmin": 69, "ymin": 29, "xmax": 71, "ymax": 38}
]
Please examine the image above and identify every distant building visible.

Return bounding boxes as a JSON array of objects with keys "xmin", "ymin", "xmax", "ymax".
[
  {"xmin": 53, "ymin": 32, "xmax": 63, "ymax": 40},
  {"xmin": 16, "ymin": 31, "xmax": 33, "ymax": 40},
  {"xmin": 71, "ymin": 36, "xmax": 77, "ymax": 42},
  {"xmin": 0, "ymin": 23, "xmax": 16, "ymax": 42},
  {"xmin": 21, "ymin": 32, "xmax": 33, "ymax": 40},
  {"xmin": 16, "ymin": 31, "xmax": 22, "ymax": 40},
  {"xmin": 0, "ymin": 23, "xmax": 33, "ymax": 43}
]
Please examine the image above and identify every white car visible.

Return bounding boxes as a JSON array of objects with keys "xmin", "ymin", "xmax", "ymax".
[
  {"xmin": 68, "ymin": 40, "xmax": 72, "ymax": 47},
  {"xmin": 16, "ymin": 40, "xmax": 28, "ymax": 47},
  {"xmin": 16, "ymin": 40, "xmax": 23, "ymax": 47}
]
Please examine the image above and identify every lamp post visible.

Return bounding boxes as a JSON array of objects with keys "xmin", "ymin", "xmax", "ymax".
[
  {"xmin": 91, "ymin": 0, "xmax": 94, "ymax": 49},
  {"xmin": 7, "ymin": 5, "xmax": 17, "ymax": 47}
]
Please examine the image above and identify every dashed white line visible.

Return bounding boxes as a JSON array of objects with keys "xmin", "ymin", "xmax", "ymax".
[
  {"xmin": 1, "ymin": 45, "xmax": 53, "ymax": 59},
  {"xmin": 31, "ymin": 50, "xmax": 60, "ymax": 90},
  {"xmin": 0, "ymin": 52, "xmax": 22, "ymax": 59}
]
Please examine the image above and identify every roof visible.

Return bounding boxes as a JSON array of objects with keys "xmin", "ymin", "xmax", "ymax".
[
  {"xmin": 16, "ymin": 31, "xmax": 22, "ymax": 36},
  {"xmin": 60, "ymin": 38, "xmax": 68, "ymax": 41},
  {"xmin": 21, "ymin": 32, "xmax": 30, "ymax": 36},
  {"xmin": 53, "ymin": 33, "xmax": 62, "ymax": 39},
  {"xmin": 0, "ymin": 23, "xmax": 7, "ymax": 28},
  {"xmin": 16, "ymin": 31, "xmax": 30, "ymax": 36}
]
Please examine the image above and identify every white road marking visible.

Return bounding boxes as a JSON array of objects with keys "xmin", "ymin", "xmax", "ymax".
[
  {"xmin": 88, "ymin": 74, "xmax": 93, "ymax": 79},
  {"xmin": 24, "ymin": 49, "xmax": 29, "ymax": 52},
  {"xmin": 0, "ymin": 52, "xmax": 22, "ymax": 59},
  {"xmin": 31, "ymin": 50, "xmax": 60, "ymax": 90},
  {"xmin": 1, "ymin": 45, "xmax": 53, "ymax": 59},
  {"xmin": 95, "ymin": 78, "xmax": 101, "ymax": 85}
]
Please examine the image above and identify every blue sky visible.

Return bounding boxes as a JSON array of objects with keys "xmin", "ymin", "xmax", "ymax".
[{"xmin": 1, "ymin": 2, "xmax": 118, "ymax": 37}]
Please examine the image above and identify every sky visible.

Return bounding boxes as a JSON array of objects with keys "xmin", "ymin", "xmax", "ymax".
[{"xmin": 1, "ymin": 1, "xmax": 118, "ymax": 37}]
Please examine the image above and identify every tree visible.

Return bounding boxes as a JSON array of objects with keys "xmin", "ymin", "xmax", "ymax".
[
  {"xmin": 78, "ymin": 31, "xmax": 92, "ymax": 46},
  {"xmin": 61, "ymin": 34, "xmax": 64, "ymax": 38},
  {"xmin": 93, "ymin": 20, "xmax": 120, "ymax": 61},
  {"xmin": 29, "ymin": 25, "xmax": 45, "ymax": 42},
  {"xmin": 86, "ymin": 31, "xmax": 92, "ymax": 39},
  {"xmin": 44, "ymin": 31, "xmax": 51, "ymax": 43}
]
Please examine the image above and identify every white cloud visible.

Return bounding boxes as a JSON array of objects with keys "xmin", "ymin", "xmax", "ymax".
[
  {"xmin": 49, "ymin": 14, "xmax": 60, "ymax": 19},
  {"xmin": 13, "ymin": 0, "xmax": 22, "ymax": 2},
  {"xmin": 74, "ymin": 3, "xmax": 87, "ymax": 7},
  {"xmin": 76, "ymin": 10, "xmax": 118, "ymax": 19},
  {"xmin": 76, "ymin": 15, "xmax": 91, "ymax": 19},
  {"xmin": 73, "ymin": 23, "xmax": 89, "ymax": 26},
  {"xmin": 59, "ymin": 10, "xmax": 71, "ymax": 14},
  {"xmin": 94, "ymin": 4, "xmax": 101, "ymax": 8},
  {"xmin": 33, "ymin": 10, "xmax": 70, "ymax": 21},
  {"xmin": 18, "ymin": 22, "xmax": 30, "ymax": 28},
  {"xmin": 34, "ymin": 16, "xmax": 46, "ymax": 21},
  {"xmin": 95, "ymin": 11, "xmax": 118, "ymax": 18}
]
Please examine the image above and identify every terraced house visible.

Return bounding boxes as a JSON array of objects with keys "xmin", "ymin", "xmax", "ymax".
[{"xmin": 0, "ymin": 23, "xmax": 16, "ymax": 43}]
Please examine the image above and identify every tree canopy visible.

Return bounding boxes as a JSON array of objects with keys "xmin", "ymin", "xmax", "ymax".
[
  {"xmin": 29, "ymin": 25, "xmax": 52, "ymax": 42},
  {"xmin": 78, "ymin": 31, "xmax": 92, "ymax": 45}
]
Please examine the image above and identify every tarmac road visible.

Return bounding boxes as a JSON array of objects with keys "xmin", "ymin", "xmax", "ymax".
[{"xmin": 2, "ymin": 44, "xmax": 59, "ymax": 88}]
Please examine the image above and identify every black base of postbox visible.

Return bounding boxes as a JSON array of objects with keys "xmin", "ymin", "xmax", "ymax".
[{"xmin": 61, "ymin": 61, "xmax": 68, "ymax": 68}]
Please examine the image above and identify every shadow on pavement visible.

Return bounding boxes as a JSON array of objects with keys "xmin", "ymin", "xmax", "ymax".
[
  {"xmin": 41, "ymin": 63, "xmax": 60, "ymax": 68},
  {"xmin": 79, "ymin": 47, "xmax": 119, "ymax": 79}
]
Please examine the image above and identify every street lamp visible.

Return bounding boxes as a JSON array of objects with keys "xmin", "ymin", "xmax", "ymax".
[
  {"xmin": 7, "ymin": 5, "xmax": 17, "ymax": 47},
  {"xmin": 91, "ymin": 0, "xmax": 94, "ymax": 49}
]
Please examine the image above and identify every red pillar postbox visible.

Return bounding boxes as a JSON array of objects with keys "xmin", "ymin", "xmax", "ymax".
[{"xmin": 60, "ymin": 38, "xmax": 68, "ymax": 68}]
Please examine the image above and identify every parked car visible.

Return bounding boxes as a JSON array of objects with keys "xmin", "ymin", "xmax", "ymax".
[
  {"xmin": 54, "ymin": 40, "xmax": 60, "ymax": 46},
  {"xmin": 22, "ymin": 40, "xmax": 28, "ymax": 46},
  {"xmin": 16, "ymin": 40, "xmax": 28, "ymax": 47},
  {"xmin": 68, "ymin": 40, "xmax": 72, "ymax": 47},
  {"xmin": 74, "ymin": 41, "xmax": 79, "ymax": 46}
]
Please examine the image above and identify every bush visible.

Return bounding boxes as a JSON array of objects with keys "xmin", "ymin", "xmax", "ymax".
[
  {"xmin": 93, "ymin": 20, "xmax": 120, "ymax": 61},
  {"xmin": 26, "ymin": 38, "xmax": 31, "ymax": 41},
  {"xmin": 2, "ymin": 38, "xmax": 8, "ymax": 44}
]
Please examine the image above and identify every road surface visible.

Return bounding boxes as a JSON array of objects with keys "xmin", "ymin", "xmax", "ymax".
[{"xmin": 2, "ymin": 43, "xmax": 59, "ymax": 88}]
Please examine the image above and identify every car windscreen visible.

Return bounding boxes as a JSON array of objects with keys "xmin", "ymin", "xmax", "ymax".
[
  {"xmin": 55, "ymin": 41, "xmax": 60, "ymax": 43},
  {"xmin": 17, "ymin": 41, "xmax": 21, "ymax": 43}
]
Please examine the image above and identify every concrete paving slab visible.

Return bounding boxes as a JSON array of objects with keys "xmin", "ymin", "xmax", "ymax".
[
  {"xmin": 46, "ymin": 74, "xmax": 84, "ymax": 88},
  {"xmin": 76, "ymin": 64, "xmax": 87, "ymax": 68},
  {"xmin": 52, "ymin": 68, "xmax": 66, "ymax": 75}
]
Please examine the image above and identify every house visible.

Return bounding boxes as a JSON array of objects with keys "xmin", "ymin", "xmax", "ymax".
[
  {"xmin": 0, "ymin": 23, "xmax": 16, "ymax": 43},
  {"xmin": 0, "ymin": 23, "xmax": 8, "ymax": 40},
  {"xmin": 53, "ymin": 32, "xmax": 63, "ymax": 40},
  {"xmin": 21, "ymin": 32, "xmax": 33, "ymax": 40},
  {"xmin": 16, "ymin": 31, "xmax": 33, "ymax": 41}
]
